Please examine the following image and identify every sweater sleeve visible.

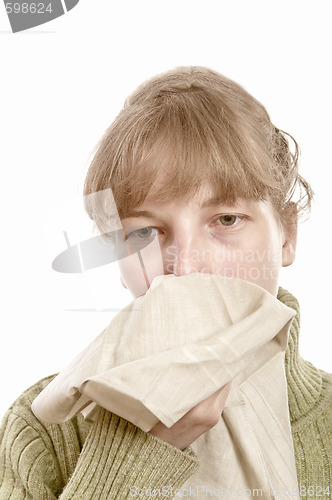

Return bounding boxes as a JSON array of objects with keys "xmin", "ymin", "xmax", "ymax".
[
  {"xmin": 0, "ymin": 377, "xmax": 199, "ymax": 499},
  {"xmin": 60, "ymin": 408, "xmax": 199, "ymax": 498}
]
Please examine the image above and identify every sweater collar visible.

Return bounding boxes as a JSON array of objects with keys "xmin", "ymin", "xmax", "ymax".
[{"xmin": 277, "ymin": 287, "xmax": 323, "ymax": 425}]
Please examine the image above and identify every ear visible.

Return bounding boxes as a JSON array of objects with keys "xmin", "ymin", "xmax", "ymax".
[{"xmin": 282, "ymin": 203, "xmax": 298, "ymax": 267}]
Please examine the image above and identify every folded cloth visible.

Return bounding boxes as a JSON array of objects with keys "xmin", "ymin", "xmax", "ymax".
[{"xmin": 32, "ymin": 274, "xmax": 299, "ymax": 499}]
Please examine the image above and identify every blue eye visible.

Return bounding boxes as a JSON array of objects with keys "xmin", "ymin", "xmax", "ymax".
[{"xmin": 127, "ymin": 227, "xmax": 157, "ymax": 239}]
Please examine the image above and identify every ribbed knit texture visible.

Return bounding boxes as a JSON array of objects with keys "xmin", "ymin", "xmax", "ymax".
[
  {"xmin": 278, "ymin": 288, "xmax": 332, "ymax": 498},
  {"xmin": 0, "ymin": 288, "xmax": 331, "ymax": 499},
  {"xmin": 0, "ymin": 375, "xmax": 198, "ymax": 499}
]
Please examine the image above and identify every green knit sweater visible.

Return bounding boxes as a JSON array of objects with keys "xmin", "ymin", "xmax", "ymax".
[{"xmin": 0, "ymin": 289, "xmax": 331, "ymax": 499}]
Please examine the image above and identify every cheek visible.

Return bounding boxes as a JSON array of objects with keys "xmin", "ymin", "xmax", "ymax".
[
  {"xmin": 213, "ymin": 234, "xmax": 283, "ymax": 295},
  {"xmin": 119, "ymin": 254, "xmax": 149, "ymax": 298},
  {"xmin": 118, "ymin": 237, "xmax": 164, "ymax": 298},
  {"xmin": 247, "ymin": 235, "xmax": 283, "ymax": 295}
]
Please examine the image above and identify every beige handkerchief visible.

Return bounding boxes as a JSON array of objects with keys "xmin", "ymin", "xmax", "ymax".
[{"xmin": 32, "ymin": 274, "xmax": 299, "ymax": 499}]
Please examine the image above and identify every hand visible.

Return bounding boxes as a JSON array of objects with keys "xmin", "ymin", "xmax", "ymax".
[{"xmin": 149, "ymin": 382, "xmax": 231, "ymax": 450}]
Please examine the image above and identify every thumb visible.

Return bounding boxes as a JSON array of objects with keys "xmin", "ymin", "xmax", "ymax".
[{"xmin": 215, "ymin": 381, "xmax": 232, "ymax": 411}]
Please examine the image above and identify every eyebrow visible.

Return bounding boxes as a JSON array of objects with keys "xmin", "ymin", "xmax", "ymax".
[
  {"xmin": 122, "ymin": 210, "xmax": 155, "ymax": 219},
  {"xmin": 200, "ymin": 196, "xmax": 233, "ymax": 209}
]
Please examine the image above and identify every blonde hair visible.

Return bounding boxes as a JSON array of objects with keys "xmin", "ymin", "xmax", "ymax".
[{"xmin": 84, "ymin": 66, "xmax": 313, "ymax": 229}]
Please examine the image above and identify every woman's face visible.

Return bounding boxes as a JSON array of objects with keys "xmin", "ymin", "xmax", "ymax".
[{"xmin": 118, "ymin": 184, "xmax": 297, "ymax": 298}]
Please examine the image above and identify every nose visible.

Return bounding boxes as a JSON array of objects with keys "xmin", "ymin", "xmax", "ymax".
[{"xmin": 164, "ymin": 233, "xmax": 206, "ymax": 277}]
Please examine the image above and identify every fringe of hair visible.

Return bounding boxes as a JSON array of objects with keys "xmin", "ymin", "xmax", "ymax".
[{"xmin": 83, "ymin": 67, "xmax": 313, "ymax": 232}]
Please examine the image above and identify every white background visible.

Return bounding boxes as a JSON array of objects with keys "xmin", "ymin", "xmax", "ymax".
[{"xmin": 0, "ymin": 0, "xmax": 331, "ymax": 420}]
